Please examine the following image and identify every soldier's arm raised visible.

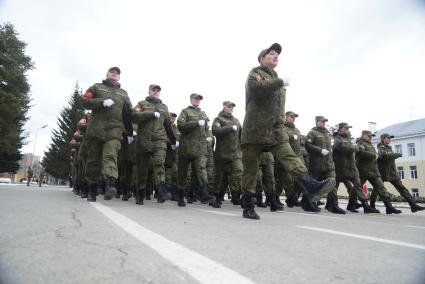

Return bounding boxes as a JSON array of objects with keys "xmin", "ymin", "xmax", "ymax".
[
  {"xmin": 378, "ymin": 145, "xmax": 400, "ymax": 160},
  {"xmin": 247, "ymin": 70, "xmax": 284, "ymax": 96},
  {"xmin": 177, "ymin": 111, "xmax": 199, "ymax": 133},
  {"xmin": 305, "ymin": 132, "xmax": 322, "ymax": 154},
  {"xmin": 81, "ymin": 86, "xmax": 104, "ymax": 110},
  {"xmin": 211, "ymin": 118, "xmax": 233, "ymax": 138},
  {"xmin": 131, "ymin": 103, "xmax": 156, "ymax": 123},
  {"xmin": 333, "ymin": 137, "xmax": 357, "ymax": 153},
  {"xmin": 356, "ymin": 143, "xmax": 376, "ymax": 159}
]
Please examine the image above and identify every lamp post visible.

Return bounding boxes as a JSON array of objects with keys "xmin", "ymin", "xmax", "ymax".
[{"xmin": 30, "ymin": 124, "xmax": 48, "ymax": 168}]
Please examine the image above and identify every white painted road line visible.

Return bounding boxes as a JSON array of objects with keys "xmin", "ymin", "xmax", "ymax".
[
  {"xmin": 298, "ymin": 226, "xmax": 425, "ymax": 251},
  {"xmin": 405, "ymin": 225, "xmax": 425, "ymax": 230},
  {"xmin": 192, "ymin": 208, "xmax": 239, "ymax": 217},
  {"xmin": 90, "ymin": 202, "xmax": 255, "ymax": 284}
]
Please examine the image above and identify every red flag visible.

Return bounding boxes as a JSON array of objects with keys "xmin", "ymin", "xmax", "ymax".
[{"xmin": 363, "ymin": 183, "xmax": 368, "ymax": 195}]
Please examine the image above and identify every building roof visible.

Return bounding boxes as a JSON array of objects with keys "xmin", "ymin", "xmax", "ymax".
[{"xmin": 373, "ymin": 118, "xmax": 425, "ymax": 141}]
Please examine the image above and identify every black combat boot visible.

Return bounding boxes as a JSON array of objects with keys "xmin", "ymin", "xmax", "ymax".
[
  {"xmin": 285, "ymin": 195, "xmax": 294, "ymax": 208},
  {"xmin": 169, "ymin": 186, "xmax": 178, "ymax": 201},
  {"xmin": 104, "ymin": 177, "xmax": 117, "ymax": 200},
  {"xmin": 298, "ymin": 172, "xmax": 334, "ymax": 203},
  {"xmin": 384, "ymin": 201, "xmax": 402, "ymax": 214},
  {"xmin": 256, "ymin": 193, "xmax": 267, "ymax": 207},
  {"xmin": 370, "ymin": 199, "xmax": 376, "ymax": 209},
  {"xmin": 145, "ymin": 189, "xmax": 151, "ymax": 200},
  {"xmin": 121, "ymin": 187, "xmax": 130, "ymax": 201},
  {"xmin": 346, "ymin": 198, "xmax": 359, "ymax": 213},
  {"xmin": 268, "ymin": 194, "xmax": 284, "ymax": 212},
  {"xmin": 265, "ymin": 195, "xmax": 271, "ymax": 207},
  {"xmin": 87, "ymin": 183, "xmax": 97, "ymax": 202},
  {"xmin": 199, "ymin": 184, "xmax": 215, "ymax": 204},
  {"xmin": 186, "ymin": 191, "xmax": 194, "ymax": 204},
  {"xmin": 301, "ymin": 195, "xmax": 321, "ymax": 212},
  {"xmin": 275, "ymin": 193, "xmax": 284, "ymax": 206},
  {"xmin": 231, "ymin": 191, "xmax": 241, "ymax": 205},
  {"xmin": 80, "ymin": 183, "xmax": 88, "ymax": 199},
  {"xmin": 361, "ymin": 200, "xmax": 380, "ymax": 213},
  {"xmin": 135, "ymin": 189, "xmax": 145, "ymax": 205},
  {"xmin": 409, "ymin": 201, "xmax": 425, "ymax": 213},
  {"xmin": 177, "ymin": 189, "xmax": 186, "ymax": 207},
  {"xmin": 157, "ymin": 182, "xmax": 171, "ymax": 203},
  {"xmin": 242, "ymin": 193, "xmax": 260, "ymax": 220},
  {"xmin": 209, "ymin": 193, "xmax": 222, "ymax": 208},
  {"xmin": 219, "ymin": 191, "xmax": 225, "ymax": 202},
  {"xmin": 325, "ymin": 195, "xmax": 346, "ymax": 214}
]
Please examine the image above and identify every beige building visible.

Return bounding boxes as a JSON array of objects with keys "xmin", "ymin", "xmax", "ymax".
[{"xmin": 372, "ymin": 118, "xmax": 425, "ymax": 199}]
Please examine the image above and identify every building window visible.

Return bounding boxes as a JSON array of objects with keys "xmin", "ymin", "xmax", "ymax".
[
  {"xmin": 411, "ymin": 188, "xmax": 419, "ymax": 199},
  {"xmin": 407, "ymin": 143, "xmax": 416, "ymax": 156},
  {"xmin": 410, "ymin": 166, "xmax": 417, "ymax": 179},
  {"xmin": 397, "ymin": 166, "xmax": 404, "ymax": 179},
  {"xmin": 395, "ymin": 144, "xmax": 402, "ymax": 155}
]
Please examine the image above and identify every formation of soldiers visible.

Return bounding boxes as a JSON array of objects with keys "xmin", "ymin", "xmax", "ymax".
[{"xmin": 67, "ymin": 44, "xmax": 424, "ymax": 220}]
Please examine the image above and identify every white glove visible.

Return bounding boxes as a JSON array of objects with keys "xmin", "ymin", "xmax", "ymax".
[
  {"xmin": 127, "ymin": 136, "xmax": 134, "ymax": 144},
  {"xmin": 171, "ymin": 144, "xmax": 177, "ymax": 151},
  {"xmin": 321, "ymin": 149, "xmax": 330, "ymax": 156},
  {"xmin": 282, "ymin": 77, "xmax": 290, "ymax": 87},
  {"xmin": 198, "ymin": 120, "xmax": 205, "ymax": 126},
  {"xmin": 154, "ymin": 112, "xmax": 160, "ymax": 118},
  {"xmin": 175, "ymin": 141, "xmax": 180, "ymax": 148},
  {"xmin": 206, "ymin": 137, "xmax": 213, "ymax": 143},
  {"xmin": 133, "ymin": 131, "xmax": 137, "ymax": 136},
  {"xmin": 232, "ymin": 125, "xmax": 238, "ymax": 131},
  {"xmin": 103, "ymin": 99, "xmax": 114, "ymax": 107}
]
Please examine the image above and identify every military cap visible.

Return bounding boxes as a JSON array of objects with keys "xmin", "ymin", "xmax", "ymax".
[
  {"xmin": 380, "ymin": 133, "xmax": 394, "ymax": 139},
  {"xmin": 258, "ymin": 43, "xmax": 282, "ymax": 63},
  {"xmin": 190, "ymin": 93, "xmax": 203, "ymax": 100},
  {"xmin": 170, "ymin": 112, "xmax": 177, "ymax": 117},
  {"xmin": 149, "ymin": 84, "xmax": 161, "ymax": 91},
  {"xmin": 108, "ymin": 66, "xmax": 121, "ymax": 74},
  {"xmin": 315, "ymin": 115, "xmax": 328, "ymax": 122},
  {"xmin": 338, "ymin": 122, "xmax": 352, "ymax": 129},
  {"xmin": 285, "ymin": 111, "xmax": 299, "ymax": 117},
  {"xmin": 362, "ymin": 130, "xmax": 376, "ymax": 137},
  {"xmin": 223, "ymin": 101, "xmax": 236, "ymax": 107}
]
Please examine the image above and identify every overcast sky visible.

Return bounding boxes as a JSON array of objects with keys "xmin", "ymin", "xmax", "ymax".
[{"xmin": 1, "ymin": 0, "xmax": 425, "ymax": 158}]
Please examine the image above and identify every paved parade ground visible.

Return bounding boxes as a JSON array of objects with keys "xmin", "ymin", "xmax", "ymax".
[{"xmin": 1, "ymin": 184, "xmax": 424, "ymax": 284}]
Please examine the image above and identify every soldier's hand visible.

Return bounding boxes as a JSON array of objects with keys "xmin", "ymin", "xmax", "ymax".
[
  {"xmin": 103, "ymin": 99, "xmax": 115, "ymax": 108},
  {"xmin": 206, "ymin": 137, "xmax": 213, "ymax": 143},
  {"xmin": 282, "ymin": 77, "xmax": 291, "ymax": 86},
  {"xmin": 154, "ymin": 112, "xmax": 160, "ymax": 118},
  {"xmin": 133, "ymin": 131, "xmax": 137, "ymax": 136},
  {"xmin": 171, "ymin": 144, "xmax": 177, "ymax": 151},
  {"xmin": 321, "ymin": 149, "xmax": 330, "ymax": 156},
  {"xmin": 232, "ymin": 125, "xmax": 238, "ymax": 131},
  {"xmin": 175, "ymin": 141, "xmax": 179, "ymax": 148},
  {"xmin": 198, "ymin": 120, "xmax": 205, "ymax": 126},
  {"xmin": 127, "ymin": 136, "xmax": 134, "ymax": 144},
  {"xmin": 397, "ymin": 153, "xmax": 403, "ymax": 158}
]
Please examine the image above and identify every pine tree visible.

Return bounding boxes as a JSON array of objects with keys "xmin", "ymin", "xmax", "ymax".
[
  {"xmin": 0, "ymin": 22, "xmax": 34, "ymax": 173},
  {"xmin": 43, "ymin": 82, "xmax": 85, "ymax": 180}
]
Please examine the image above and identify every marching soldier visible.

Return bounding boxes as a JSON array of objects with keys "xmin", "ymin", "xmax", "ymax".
[
  {"xmin": 132, "ymin": 84, "xmax": 176, "ymax": 205},
  {"xmin": 356, "ymin": 130, "xmax": 401, "ymax": 214},
  {"xmin": 241, "ymin": 43, "xmax": 334, "ymax": 219},
  {"xmin": 333, "ymin": 123, "xmax": 379, "ymax": 213},
  {"xmin": 81, "ymin": 67, "xmax": 134, "ymax": 202},
  {"xmin": 376, "ymin": 133, "xmax": 424, "ymax": 212},
  {"xmin": 165, "ymin": 113, "xmax": 180, "ymax": 201}
]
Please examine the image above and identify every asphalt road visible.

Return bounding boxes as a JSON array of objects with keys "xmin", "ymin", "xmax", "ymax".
[{"xmin": 1, "ymin": 184, "xmax": 424, "ymax": 284}]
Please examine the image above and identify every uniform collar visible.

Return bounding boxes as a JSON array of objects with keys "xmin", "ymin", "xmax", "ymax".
[{"xmin": 102, "ymin": 79, "xmax": 121, "ymax": 88}]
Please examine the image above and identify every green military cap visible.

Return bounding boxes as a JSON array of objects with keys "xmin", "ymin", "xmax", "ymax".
[
  {"xmin": 285, "ymin": 111, "xmax": 298, "ymax": 117},
  {"xmin": 362, "ymin": 130, "xmax": 376, "ymax": 137},
  {"xmin": 223, "ymin": 101, "xmax": 236, "ymax": 107},
  {"xmin": 315, "ymin": 115, "xmax": 328, "ymax": 122},
  {"xmin": 338, "ymin": 122, "xmax": 352, "ymax": 129},
  {"xmin": 149, "ymin": 84, "xmax": 161, "ymax": 91},
  {"xmin": 258, "ymin": 43, "xmax": 282, "ymax": 63},
  {"xmin": 108, "ymin": 66, "xmax": 121, "ymax": 74},
  {"xmin": 380, "ymin": 133, "xmax": 394, "ymax": 139},
  {"xmin": 170, "ymin": 112, "xmax": 177, "ymax": 117},
  {"xmin": 190, "ymin": 93, "xmax": 203, "ymax": 100}
]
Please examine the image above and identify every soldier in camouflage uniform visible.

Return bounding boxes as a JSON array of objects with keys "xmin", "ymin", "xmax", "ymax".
[
  {"xmin": 177, "ymin": 93, "xmax": 215, "ymax": 207},
  {"xmin": 81, "ymin": 67, "xmax": 134, "ymax": 202},
  {"xmin": 132, "ymin": 84, "xmax": 176, "ymax": 205},
  {"xmin": 376, "ymin": 133, "xmax": 424, "ymax": 212},
  {"xmin": 210, "ymin": 101, "xmax": 242, "ymax": 208},
  {"xmin": 256, "ymin": 152, "xmax": 283, "ymax": 211},
  {"xmin": 165, "ymin": 113, "xmax": 180, "ymax": 201},
  {"xmin": 333, "ymin": 123, "xmax": 379, "ymax": 213},
  {"xmin": 356, "ymin": 130, "xmax": 401, "ymax": 214},
  {"xmin": 241, "ymin": 43, "xmax": 334, "ymax": 219},
  {"xmin": 305, "ymin": 116, "xmax": 345, "ymax": 214}
]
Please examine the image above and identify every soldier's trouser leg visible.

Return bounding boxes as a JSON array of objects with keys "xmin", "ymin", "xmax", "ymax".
[
  {"xmin": 177, "ymin": 157, "xmax": 191, "ymax": 190},
  {"xmin": 261, "ymin": 160, "xmax": 276, "ymax": 196},
  {"xmin": 85, "ymin": 138, "xmax": 104, "ymax": 184},
  {"xmin": 271, "ymin": 142, "xmax": 307, "ymax": 178},
  {"xmin": 312, "ymin": 170, "xmax": 337, "ymax": 199},
  {"xmin": 275, "ymin": 163, "xmax": 285, "ymax": 196},
  {"xmin": 241, "ymin": 144, "xmax": 262, "ymax": 195},
  {"xmin": 348, "ymin": 176, "xmax": 367, "ymax": 201},
  {"xmin": 192, "ymin": 155, "xmax": 208, "ymax": 187},
  {"xmin": 363, "ymin": 177, "xmax": 390, "ymax": 202},
  {"xmin": 213, "ymin": 160, "xmax": 226, "ymax": 195},
  {"xmin": 136, "ymin": 151, "xmax": 152, "ymax": 190},
  {"xmin": 390, "ymin": 179, "xmax": 414, "ymax": 203},
  {"xmin": 256, "ymin": 168, "xmax": 264, "ymax": 195},
  {"xmin": 207, "ymin": 165, "xmax": 215, "ymax": 194},
  {"xmin": 228, "ymin": 159, "xmax": 242, "ymax": 195},
  {"xmin": 151, "ymin": 147, "xmax": 167, "ymax": 187},
  {"xmin": 102, "ymin": 139, "xmax": 121, "ymax": 180}
]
